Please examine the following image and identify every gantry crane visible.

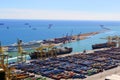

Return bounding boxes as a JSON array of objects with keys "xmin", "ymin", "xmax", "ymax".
[
  {"xmin": 35, "ymin": 46, "xmax": 47, "ymax": 59},
  {"xmin": 34, "ymin": 43, "xmax": 57, "ymax": 59},
  {"xmin": 0, "ymin": 41, "xmax": 8, "ymax": 80},
  {"xmin": 47, "ymin": 43, "xmax": 57, "ymax": 58},
  {"xmin": 0, "ymin": 40, "xmax": 29, "ymax": 80},
  {"xmin": 17, "ymin": 39, "xmax": 27, "ymax": 63},
  {"xmin": 111, "ymin": 35, "xmax": 120, "ymax": 47},
  {"xmin": 101, "ymin": 35, "xmax": 120, "ymax": 47},
  {"xmin": 0, "ymin": 41, "xmax": 16, "ymax": 80}
]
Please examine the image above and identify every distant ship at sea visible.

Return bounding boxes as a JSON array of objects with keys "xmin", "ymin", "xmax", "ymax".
[
  {"xmin": 0, "ymin": 23, "xmax": 4, "ymax": 25},
  {"xmin": 100, "ymin": 25, "xmax": 111, "ymax": 30},
  {"xmin": 24, "ymin": 23, "xmax": 29, "ymax": 25}
]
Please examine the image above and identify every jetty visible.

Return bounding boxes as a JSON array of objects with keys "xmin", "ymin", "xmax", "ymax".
[{"xmin": 5, "ymin": 31, "xmax": 100, "ymax": 52}]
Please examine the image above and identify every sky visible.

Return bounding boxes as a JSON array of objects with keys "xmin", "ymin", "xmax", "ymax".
[{"xmin": 0, "ymin": 0, "xmax": 120, "ymax": 20}]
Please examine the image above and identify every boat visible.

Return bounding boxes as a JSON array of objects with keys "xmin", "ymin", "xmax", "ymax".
[
  {"xmin": 29, "ymin": 47, "xmax": 72, "ymax": 59},
  {"xmin": 24, "ymin": 23, "xmax": 29, "ymax": 25},
  {"xmin": 92, "ymin": 42, "xmax": 116, "ymax": 49},
  {"xmin": 100, "ymin": 25, "xmax": 111, "ymax": 30},
  {"xmin": 56, "ymin": 47, "xmax": 72, "ymax": 55},
  {"xmin": 0, "ymin": 23, "xmax": 4, "ymax": 25},
  {"xmin": 32, "ymin": 28, "xmax": 37, "ymax": 30},
  {"xmin": 6, "ymin": 41, "xmax": 43, "ymax": 52}
]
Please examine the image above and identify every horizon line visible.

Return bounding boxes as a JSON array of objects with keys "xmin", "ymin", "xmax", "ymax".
[{"xmin": 0, "ymin": 18, "xmax": 120, "ymax": 22}]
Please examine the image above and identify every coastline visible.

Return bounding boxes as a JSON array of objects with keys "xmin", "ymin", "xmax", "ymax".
[
  {"xmin": 4, "ymin": 30, "xmax": 103, "ymax": 52},
  {"xmin": 72, "ymin": 31, "xmax": 100, "ymax": 41},
  {"xmin": 2, "ymin": 30, "xmax": 107, "ymax": 63}
]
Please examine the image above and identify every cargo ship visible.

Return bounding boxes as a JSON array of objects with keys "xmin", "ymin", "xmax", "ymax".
[
  {"xmin": 92, "ymin": 42, "xmax": 116, "ymax": 49},
  {"xmin": 0, "ymin": 23, "xmax": 4, "ymax": 25},
  {"xmin": 29, "ymin": 47, "xmax": 72, "ymax": 59}
]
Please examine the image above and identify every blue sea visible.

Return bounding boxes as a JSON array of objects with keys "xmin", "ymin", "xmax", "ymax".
[{"xmin": 0, "ymin": 19, "xmax": 120, "ymax": 53}]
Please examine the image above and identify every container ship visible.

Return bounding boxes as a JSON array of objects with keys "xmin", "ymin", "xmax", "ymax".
[
  {"xmin": 29, "ymin": 47, "xmax": 72, "ymax": 59},
  {"xmin": 92, "ymin": 42, "xmax": 116, "ymax": 49}
]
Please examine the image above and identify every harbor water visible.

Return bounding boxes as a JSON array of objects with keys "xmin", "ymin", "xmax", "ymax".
[{"xmin": 0, "ymin": 19, "xmax": 120, "ymax": 62}]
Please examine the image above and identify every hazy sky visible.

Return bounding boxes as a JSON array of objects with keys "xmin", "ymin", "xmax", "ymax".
[{"xmin": 0, "ymin": 0, "xmax": 120, "ymax": 20}]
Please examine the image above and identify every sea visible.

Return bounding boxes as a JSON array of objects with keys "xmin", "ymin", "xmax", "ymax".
[{"xmin": 0, "ymin": 19, "xmax": 120, "ymax": 62}]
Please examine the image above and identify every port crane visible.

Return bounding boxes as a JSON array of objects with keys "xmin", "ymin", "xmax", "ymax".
[
  {"xmin": 34, "ymin": 43, "xmax": 57, "ymax": 59},
  {"xmin": 0, "ymin": 41, "xmax": 17, "ymax": 80},
  {"xmin": 77, "ymin": 32, "xmax": 81, "ymax": 41},
  {"xmin": 17, "ymin": 39, "xmax": 27, "ymax": 63},
  {"xmin": 47, "ymin": 43, "xmax": 57, "ymax": 58},
  {"xmin": 101, "ymin": 35, "xmax": 120, "ymax": 47},
  {"xmin": 35, "ymin": 46, "xmax": 47, "ymax": 59},
  {"xmin": 0, "ymin": 40, "xmax": 31, "ymax": 80}
]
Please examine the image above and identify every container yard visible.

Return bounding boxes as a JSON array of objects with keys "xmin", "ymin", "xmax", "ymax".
[{"xmin": 5, "ymin": 47, "xmax": 119, "ymax": 80}]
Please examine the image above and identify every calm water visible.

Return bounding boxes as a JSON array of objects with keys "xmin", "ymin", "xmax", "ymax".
[{"xmin": 0, "ymin": 19, "xmax": 120, "ymax": 57}]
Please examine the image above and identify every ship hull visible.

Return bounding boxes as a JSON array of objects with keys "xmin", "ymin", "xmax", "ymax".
[
  {"xmin": 29, "ymin": 47, "xmax": 72, "ymax": 59},
  {"xmin": 92, "ymin": 42, "xmax": 116, "ymax": 49}
]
